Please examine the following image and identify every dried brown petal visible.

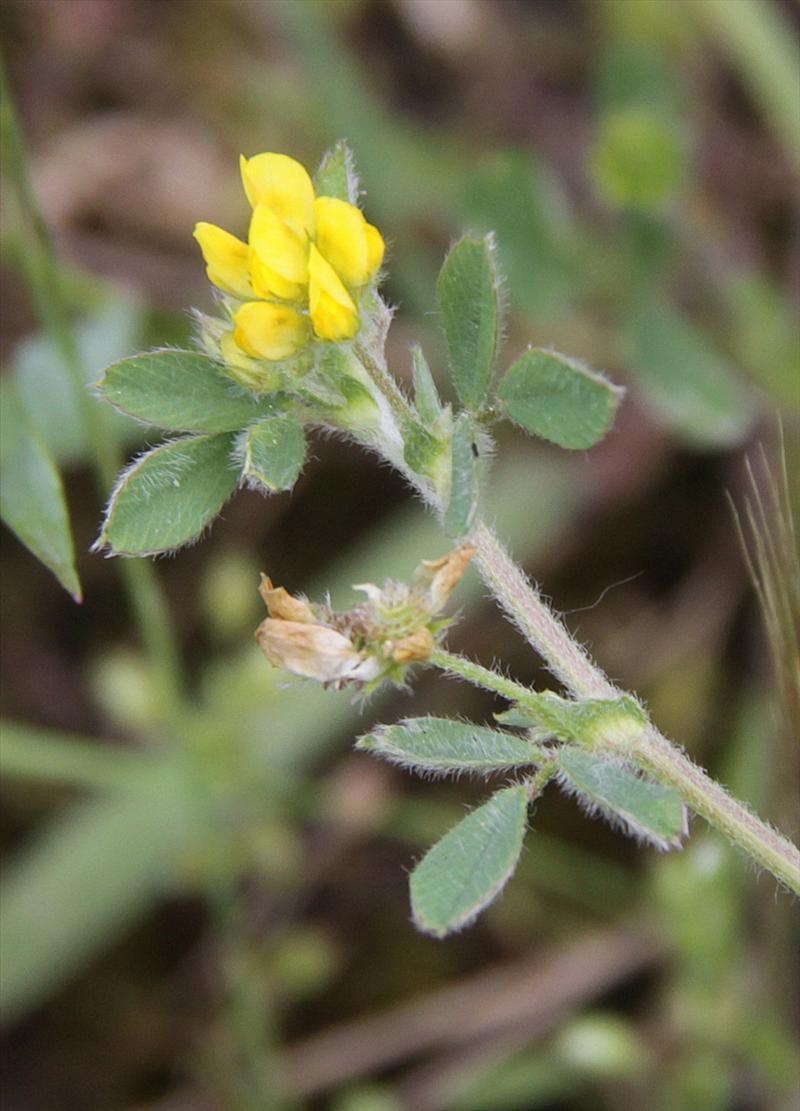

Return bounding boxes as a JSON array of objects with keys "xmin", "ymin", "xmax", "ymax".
[
  {"xmin": 391, "ymin": 628, "xmax": 435, "ymax": 663},
  {"xmin": 420, "ymin": 545, "xmax": 476, "ymax": 612},
  {"xmin": 259, "ymin": 573, "xmax": 316, "ymax": 623},
  {"xmin": 256, "ymin": 618, "xmax": 365, "ymax": 682}
]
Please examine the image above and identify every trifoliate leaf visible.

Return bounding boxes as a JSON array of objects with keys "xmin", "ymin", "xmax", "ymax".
[
  {"xmin": 97, "ymin": 433, "xmax": 239, "ymax": 556},
  {"xmin": 410, "ymin": 785, "xmax": 529, "ymax": 937},
  {"xmin": 498, "ymin": 349, "xmax": 623, "ymax": 450}
]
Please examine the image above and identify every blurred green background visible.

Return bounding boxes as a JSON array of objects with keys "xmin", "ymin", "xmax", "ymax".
[{"xmin": 1, "ymin": 1, "xmax": 798, "ymax": 1109}]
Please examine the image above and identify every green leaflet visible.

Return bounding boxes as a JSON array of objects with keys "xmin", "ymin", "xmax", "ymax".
[
  {"xmin": 0, "ymin": 382, "xmax": 81, "ymax": 601},
  {"xmin": 410, "ymin": 345, "xmax": 442, "ymax": 424},
  {"xmin": 241, "ymin": 414, "xmax": 306, "ymax": 492},
  {"xmin": 97, "ymin": 349, "xmax": 283, "ymax": 434},
  {"xmin": 314, "ymin": 139, "xmax": 360, "ymax": 203},
  {"xmin": 410, "ymin": 785, "xmax": 529, "ymax": 937},
  {"xmin": 556, "ymin": 748, "xmax": 687, "ymax": 850},
  {"xmin": 97, "ymin": 433, "xmax": 240, "ymax": 556},
  {"xmin": 444, "ymin": 412, "xmax": 479, "ymax": 538},
  {"xmin": 437, "ymin": 235, "xmax": 500, "ymax": 411},
  {"xmin": 358, "ymin": 717, "xmax": 541, "ymax": 775},
  {"xmin": 498, "ymin": 349, "xmax": 623, "ymax": 450}
]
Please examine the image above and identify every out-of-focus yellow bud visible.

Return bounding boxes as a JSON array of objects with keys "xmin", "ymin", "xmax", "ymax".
[
  {"xmin": 240, "ymin": 153, "xmax": 316, "ymax": 236},
  {"xmin": 308, "ymin": 244, "xmax": 359, "ymax": 341},
  {"xmin": 193, "ymin": 222, "xmax": 253, "ymax": 299},
  {"xmin": 234, "ymin": 302, "xmax": 309, "ymax": 361}
]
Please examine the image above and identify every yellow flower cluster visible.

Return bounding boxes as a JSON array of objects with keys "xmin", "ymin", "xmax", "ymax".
[{"xmin": 194, "ymin": 153, "xmax": 385, "ymax": 367}]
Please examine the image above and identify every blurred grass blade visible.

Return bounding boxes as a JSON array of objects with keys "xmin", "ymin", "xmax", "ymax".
[
  {"xmin": 410, "ymin": 785, "xmax": 529, "ymax": 937},
  {"xmin": 627, "ymin": 304, "xmax": 752, "ymax": 448},
  {"xmin": 358, "ymin": 717, "xmax": 541, "ymax": 776},
  {"xmin": 0, "ymin": 769, "xmax": 198, "ymax": 1022},
  {"xmin": 461, "ymin": 150, "xmax": 575, "ymax": 319},
  {"xmin": 0, "ymin": 382, "xmax": 81, "ymax": 601},
  {"xmin": 556, "ymin": 749, "xmax": 688, "ymax": 850},
  {"xmin": 14, "ymin": 297, "xmax": 145, "ymax": 467},
  {"xmin": 0, "ymin": 722, "xmax": 159, "ymax": 793},
  {"xmin": 691, "ymin": 0, "xmax": 800, "ymax": 167},
  {"xmin": 96, "ymin": 433, "xmax": 240, "ymax": 556}
]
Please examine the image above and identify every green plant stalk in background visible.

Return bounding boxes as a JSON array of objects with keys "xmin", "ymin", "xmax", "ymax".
[{"xmin": 0, "ymin": 59, "xmax": 184, "ymax": 722}]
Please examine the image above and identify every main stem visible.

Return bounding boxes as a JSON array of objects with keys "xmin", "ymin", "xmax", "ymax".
[
  {"xmin": 2, "ymin": 63, "xmax": 184, "ymax": 719},
  {"xmin": 357, "ymin": 333, "xmax": 800, "ymax": 893}
]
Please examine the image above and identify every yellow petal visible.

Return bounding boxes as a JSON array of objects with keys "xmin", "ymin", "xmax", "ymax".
[
  {"xmin": 193, "ymin": 222, "xmax": 253, "ymax": 298},
  {"xmin": 240, "ymin": 153, "xmax": 315, "ymax": 234},
  {"xmin": 314, "ymin": 197, "xmax": 370, "ymax": 288},
  {"xmin": 250, "ymin": 254, "xmax": 306, "ymax": 302},
  {"xmin": 249, "ymin": 203, "xmax": 309, "ymax": 284},
  {"xmin": 308, "ymin": 244, "xmax": 359, "ymax": 341},
  {"xmin": 234, "ymin": 302, "xmax": 309, "ymax": 361},
  {"xmin": 364, "ymin": 222, "xmax": 385, "ymax": 278},
  {"xmin": 391, "ymin": 628, "xmax": 434, "ymax": 663}
]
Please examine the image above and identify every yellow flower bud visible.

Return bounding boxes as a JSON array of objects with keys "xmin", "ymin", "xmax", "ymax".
[
  {"xmin": 219, "ymin": 331, "xmax": 281, "ymax": 392},
  {"xmin": 314, "ymin": 197, "xmax": 370, "ymax": 289},
  {"xmin": 365, "ymin": 222, "xmax": 385, "ymax": 277},
  {"xmin": 233, "ymin": 302, "xmax": 309, "ymax": 362},
  {"xmin": 193, "ymin": 222, "xmax": 253, "ymax": 299},
  {"xmin": 240, "ymin": 152, "xmax": 316, "ymax": 236},
  {"xmin": 308, "ymin": 244, "xmax": 359, "ymax": 341}
]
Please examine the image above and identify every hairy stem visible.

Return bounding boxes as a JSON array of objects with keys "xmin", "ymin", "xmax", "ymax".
[
  {"xmin": 430, "ymin": 647, "xmax": 800, "ymax": 894},
  {"xmin": 470, "ymin": 521, "xmax": 616, "ymax": 700},
  {"xmin": 1, "ymin": 63, "xmax": 184, "ymax": 718}
]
